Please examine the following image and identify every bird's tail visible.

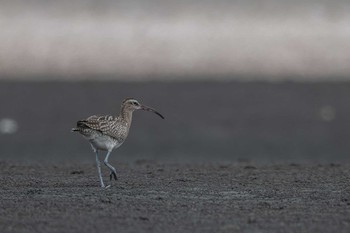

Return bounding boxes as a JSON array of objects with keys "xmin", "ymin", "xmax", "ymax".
[{"xmin": 71, "ymin": 128, "xmax": 80, "ymax": 132}]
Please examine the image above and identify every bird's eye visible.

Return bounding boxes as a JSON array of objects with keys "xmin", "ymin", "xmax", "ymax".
[{"xmin": 133, "ymin": 102, "xmax": 139, "ymax": 106}]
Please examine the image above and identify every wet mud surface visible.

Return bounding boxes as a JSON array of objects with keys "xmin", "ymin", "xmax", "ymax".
[{"xmin": 1, "ymin": 161, "xmax": 350, "ymax": 233}]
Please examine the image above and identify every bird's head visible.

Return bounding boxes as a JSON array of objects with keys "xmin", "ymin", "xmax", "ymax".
[{"xmin": 122, "ymin": 98, "xmax": 164, "ymax": 119}]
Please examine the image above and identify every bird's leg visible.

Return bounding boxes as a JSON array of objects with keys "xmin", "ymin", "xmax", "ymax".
[
  {"xmin": 95, "ymin": 150, "xmax": 105, "ymax": 188},
  {"xmin": 104, "ymin": 150, "xmax": 117, "ymax": 181}
]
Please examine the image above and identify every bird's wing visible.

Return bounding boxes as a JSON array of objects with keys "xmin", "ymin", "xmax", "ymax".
[
  {"xmin": 77, "ymin": 115, "xmax": 126, "ymax": 140},
  {"xmin": 77, "ymin": 115, "xmax": 114, "ymax": 132}
]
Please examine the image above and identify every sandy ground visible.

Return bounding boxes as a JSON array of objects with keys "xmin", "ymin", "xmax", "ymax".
[{"xmin": 1, "ymin": 160, "xmax": 350, "ymax": 233}]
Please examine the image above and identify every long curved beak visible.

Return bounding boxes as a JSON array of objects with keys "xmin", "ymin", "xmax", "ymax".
[{"xmin": 141, "ymin": 105, "xmax": 165, "ymax": 119}]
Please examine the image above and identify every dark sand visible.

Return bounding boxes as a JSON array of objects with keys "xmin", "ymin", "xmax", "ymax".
[{"xmin": 1, "ymin": 161, "xmax": 350, "ymax": 233}]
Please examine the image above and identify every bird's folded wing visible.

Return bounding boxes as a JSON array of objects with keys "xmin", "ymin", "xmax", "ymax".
[
  {"xmin": 77, "ymin": 115, "xmax": 112, "ymax": 131},
  {"xmin": 77, "ymin": 115, "xmax": 124, "ymax": 140}
]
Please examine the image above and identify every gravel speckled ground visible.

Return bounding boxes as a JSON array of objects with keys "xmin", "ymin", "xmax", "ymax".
[{"xmin": 1, "ymin": 161, "xmax": 350, "ymax": 233}]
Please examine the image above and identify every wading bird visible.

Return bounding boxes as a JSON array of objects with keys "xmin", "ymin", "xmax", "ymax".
[{"xmin": 72, "ymin": 98, "xmax": 164, "ymax": 188}]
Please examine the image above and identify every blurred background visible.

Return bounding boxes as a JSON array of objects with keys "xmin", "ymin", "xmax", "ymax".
[{"xmin": 1, "ymin": 0, "xmax": 350, "ymax": 163}]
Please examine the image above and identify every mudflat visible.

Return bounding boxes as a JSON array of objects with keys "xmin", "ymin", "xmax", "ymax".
[{"xmin": 1, "ymin": 161, "xmax": 350, "ymax": 233}]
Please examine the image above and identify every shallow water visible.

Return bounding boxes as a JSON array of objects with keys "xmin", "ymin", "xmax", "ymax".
[{"xmin": 1, "ymin": 80, "xmax": 350, "ymax": 163}]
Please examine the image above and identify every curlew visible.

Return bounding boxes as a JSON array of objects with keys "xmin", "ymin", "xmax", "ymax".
[{"xmin": 72, "ymin": 98, "xmax": 164, "ymax": 188}]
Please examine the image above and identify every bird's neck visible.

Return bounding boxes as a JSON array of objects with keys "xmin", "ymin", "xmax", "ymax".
[{"xmin": 119, "ymin": 106, "xmax": 133, "ymax": 124}]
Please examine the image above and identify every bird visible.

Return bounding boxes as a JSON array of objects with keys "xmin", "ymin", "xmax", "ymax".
[{"xmin": 72, "ymin": 98, "xmax": 164, "ymax": 188}]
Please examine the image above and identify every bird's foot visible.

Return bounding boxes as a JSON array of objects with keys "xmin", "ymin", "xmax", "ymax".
[
  {"xmin": 109, "ymin": 171, "xmax": 118, "ymax": 181},
  {"xmin": 99, "ymin": 183, "xmax": 111, "ymax": 189}
]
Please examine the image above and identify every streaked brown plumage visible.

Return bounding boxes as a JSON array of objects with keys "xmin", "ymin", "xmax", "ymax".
[
  {"xmin": 74, "ymin": 114, "xmax": 129, "ymax": 147},
  {"xmin": 72, "ymin": 98, "xmax": 164, "ymax": 188}
]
